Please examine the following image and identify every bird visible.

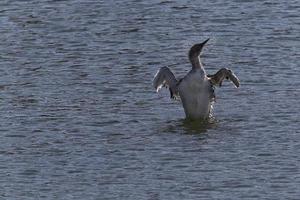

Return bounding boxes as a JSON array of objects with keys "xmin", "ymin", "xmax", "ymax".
[{"xmin": 153, "ymin": 38, "xmax": 240, "ymax": 120}]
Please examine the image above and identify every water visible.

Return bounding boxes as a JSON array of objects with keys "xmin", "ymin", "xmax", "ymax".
[{"xmin": 0, "ymin": 0, "xmax": 299, "ymax": 199}]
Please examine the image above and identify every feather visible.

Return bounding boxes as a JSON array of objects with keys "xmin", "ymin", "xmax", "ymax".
[{"xmin": 153, "ymin": 67, "xmax": 179, "ymax": 99}]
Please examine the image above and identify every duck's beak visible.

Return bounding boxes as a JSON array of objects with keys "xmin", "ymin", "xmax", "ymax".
[{"xmin": 201, "ymin": 38, "xmax": 210, "ymax": 46}]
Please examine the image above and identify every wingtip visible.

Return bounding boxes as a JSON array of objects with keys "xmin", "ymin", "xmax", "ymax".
[{"xmin": 234, "ymin": 81, "xmax": 240, "ymax": 88}]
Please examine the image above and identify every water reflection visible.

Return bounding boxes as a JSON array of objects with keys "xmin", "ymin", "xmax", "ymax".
[
  {"xmin": 162, "ymin": 117, "xmax": 218, "ymax": 135},
  {"xmin": 181, "ymin": 117, "xmax": 218, "ymax": 134}
]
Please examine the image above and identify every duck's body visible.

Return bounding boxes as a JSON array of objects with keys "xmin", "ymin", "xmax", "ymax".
[
  {"xmin": 153, "ymin": 39, "xmax": 239, "ymax": 120},
  {"xmin": 178, "ymin": 68, "xmax": 212, "ymax": 119}
]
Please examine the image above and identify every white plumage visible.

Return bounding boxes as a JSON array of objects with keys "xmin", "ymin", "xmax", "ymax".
[{"xmin": 153, "ymin": 39, "xmax": 240, "ymax": 120}]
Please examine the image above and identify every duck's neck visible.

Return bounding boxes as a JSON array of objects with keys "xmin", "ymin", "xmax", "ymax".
[
  {"xmin": 190, "ymin": 57, "xmax": 202, "ymax": 68},
  {"xmin": 190, "ymin": 57, "xmax": 205, "ymax": 73},
  {"xmin": 190, "ymin": 56, "xmax": 206, "ymax": 75}
]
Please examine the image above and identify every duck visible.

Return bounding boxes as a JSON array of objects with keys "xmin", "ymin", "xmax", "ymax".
[{"xmin": 153, "ymin": 38, "xmax": 240, "ymax": 120}]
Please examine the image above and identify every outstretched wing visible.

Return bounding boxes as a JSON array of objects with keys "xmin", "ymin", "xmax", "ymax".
[
  {"xmin": 207, "ymin": 68, "xmax": 240, "ymax": 88},
  {"xmin": 153, "ymin": 67, "xmax": 179, "ymax": 99}
]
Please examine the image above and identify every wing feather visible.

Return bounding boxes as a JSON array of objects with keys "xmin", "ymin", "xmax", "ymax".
[
  {"xmin": 153, "ymin": 67, "xmax": 179, "ymax": 99},
  {"xmin": 208, "ymin": 68, "xmax": 240, "ymax": 88}
]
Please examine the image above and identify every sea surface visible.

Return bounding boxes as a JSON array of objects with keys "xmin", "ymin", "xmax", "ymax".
[{"xmin": 0, "ymin": 0, "xmax": 300, "ymax": 199}]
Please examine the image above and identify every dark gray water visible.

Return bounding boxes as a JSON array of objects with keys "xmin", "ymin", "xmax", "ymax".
[{"xmin": 1, "ymin": 0, "xmax": 300, "ymax": 199}]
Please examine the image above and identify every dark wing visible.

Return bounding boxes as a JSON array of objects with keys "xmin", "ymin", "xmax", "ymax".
[{"xmin": 207, "ymin": 68, "xmax": 240, "ymax": 88}]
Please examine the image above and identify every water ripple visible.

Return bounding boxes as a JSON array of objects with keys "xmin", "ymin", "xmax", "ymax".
[{"xmin": 0, "ymin": 0, "xmax": 300, "ymax": 199}]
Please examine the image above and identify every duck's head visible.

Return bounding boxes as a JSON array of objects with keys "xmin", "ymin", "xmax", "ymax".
[{"xmin": 188, "ymin": 38, "xmax": 210, "ymax": 60}]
